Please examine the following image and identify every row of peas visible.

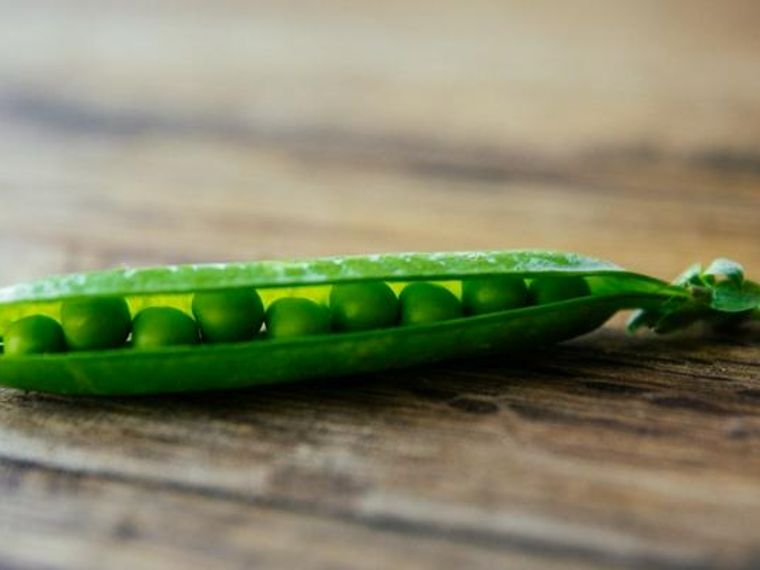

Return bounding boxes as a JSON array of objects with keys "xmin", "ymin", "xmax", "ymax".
[{"xmin": 1, "ymin": 275, "xmax": 590, "ymax": 356}]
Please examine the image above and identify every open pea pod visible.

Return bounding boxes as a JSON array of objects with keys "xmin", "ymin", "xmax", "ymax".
[{"xmin": 0, "ymin": 250, "xmax": 756, "ymax": 396}]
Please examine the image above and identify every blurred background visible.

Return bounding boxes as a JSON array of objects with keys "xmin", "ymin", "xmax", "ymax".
[{"xmin": 1, "ymin": 0, "xmax": 759, "ymax": 284}]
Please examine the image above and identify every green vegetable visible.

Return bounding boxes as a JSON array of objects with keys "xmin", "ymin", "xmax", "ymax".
[
  {"xmin": 61, "ymin": 296, "xmax": 131, "ymax": 350},
  {"xmin": 330, "ymin": 282, "xmax": 398, "ymax": 331},
  {"xmin": 627, "ymin": 257, "xmax": 760, "ymax": 333},
  {"xmin": 4, "ymin": 315, "xmax": 66, "ymax": 356},
  {"xmin": 192, "ymin": 288, "xmax": 264, "ymax": 343},
  {"xmin": 0, "ymin": 250, "xmax": 755, "ymax": 396},
  {"xmin": 529, "ymin": 276, "xmax": 591, "ymax": 305},
  {"xmin": 400, "ymin": 282, "xmax": 462, "ymax": 325},
  {"xmin": 265, "ymin": 297, "xmax": 330, "ymax": 339},
  {"xmin": 462, "ymin": 277, "xmax": 528, "ymax": 315},
  {"xmin": 132, "ymin": 307, "xmax": 199, "ymax": 349}
]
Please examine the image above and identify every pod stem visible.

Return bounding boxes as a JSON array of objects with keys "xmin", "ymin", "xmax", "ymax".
[{"xmin": 628, "ymin": 258, "xmax": 760, "ymax": 334}]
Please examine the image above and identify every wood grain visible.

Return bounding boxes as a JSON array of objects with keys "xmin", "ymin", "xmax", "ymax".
[
  {"xmin": 0, "ymin": 1, "xmax": 759, "ymax": 569},
  {"xmin": 2, "ymin": 329, "xmax": 759, "ymax": 570}
]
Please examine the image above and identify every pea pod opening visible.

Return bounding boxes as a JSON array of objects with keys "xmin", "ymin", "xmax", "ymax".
[{"xmin": 0, "ymin": 250, "xmax": 756, "ymax": 396}]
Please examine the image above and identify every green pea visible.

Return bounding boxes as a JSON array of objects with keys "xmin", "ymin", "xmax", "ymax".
[
  {"xmin": 192, "ymin": 288, "xmax": 264, "ymax": 343},
  {"xmin": 461, "ymin": 276, "xmax": 529, "ymax": 315},
  {"xmin": 132, "ymin": 307, "xmax": 199, "ymax": 349},
  {"xmin": 4, "ymin": 315, "xmax": 66, "ymax": 356},
  {"xmin": 265, "ymin": 297, "xmax": 330, "ymax": 339},
  {"xmin": 329, "ymin": 282, "xmax": 399, "ymax": 332},
  {"xmin": 61, "ymin": 296, "xmax": 131, "ymax": 350},
  {"xmin": 400, "ymin": 282, "xmax": 462, "ymax": 325},
  {"xmin": 529, "ymin": 276, "xmax": 591, "ymax": 304}
]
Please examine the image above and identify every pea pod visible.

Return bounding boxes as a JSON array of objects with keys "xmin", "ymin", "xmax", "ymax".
[{"xmin": 0, "ymin": 250, "xmax": 756, "ymax": 396}]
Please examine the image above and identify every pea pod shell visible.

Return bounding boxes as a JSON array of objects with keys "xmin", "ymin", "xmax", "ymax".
[{"xmin": 0, "ymin": 250, "xmax": 682, "ymax": 396}]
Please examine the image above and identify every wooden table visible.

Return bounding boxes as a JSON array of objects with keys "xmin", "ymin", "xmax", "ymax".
[{"xmin": 1, "ymin": 2, "xmax": 759, "ymax": 569}]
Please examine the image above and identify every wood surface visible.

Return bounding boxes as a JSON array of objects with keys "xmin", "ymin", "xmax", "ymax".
[{"xmin": 1, "ymin": 1, "xmax": 759, "ymax": 569}]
